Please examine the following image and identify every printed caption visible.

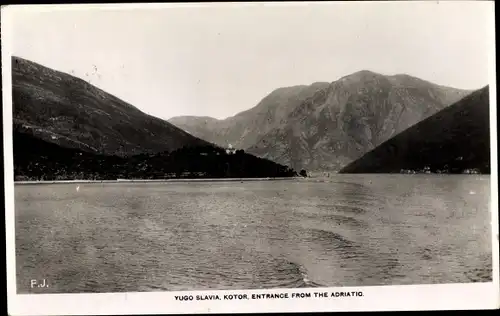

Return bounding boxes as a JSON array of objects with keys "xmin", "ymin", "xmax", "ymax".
[{"xmin": 175, "ymin": 291, "xmax": 364, "ymax": 301}]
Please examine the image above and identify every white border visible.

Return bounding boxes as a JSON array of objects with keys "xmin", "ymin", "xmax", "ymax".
[{"xmin": 3, "ymin": 2, "xmax": 499, "ymax": 315}]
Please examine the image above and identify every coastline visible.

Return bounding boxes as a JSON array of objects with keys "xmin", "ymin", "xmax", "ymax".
[{"xmin": 14, "ymin": 177, "xmax": 302, "ymax": 185}]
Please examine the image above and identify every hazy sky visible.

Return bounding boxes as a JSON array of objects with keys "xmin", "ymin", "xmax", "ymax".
[{"xmin": 7, "ymin": 1, "xmax": 495, "ymax": 120}]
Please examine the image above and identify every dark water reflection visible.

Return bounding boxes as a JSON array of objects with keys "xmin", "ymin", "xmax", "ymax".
[{"xmin": 15, "ymin": 175, "xmax": 493, "ymax": 293}]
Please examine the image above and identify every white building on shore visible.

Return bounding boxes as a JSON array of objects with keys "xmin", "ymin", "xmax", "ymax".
[{"xmin": 226, "ymin": 143, "xmax": 236, "ymax": 155}]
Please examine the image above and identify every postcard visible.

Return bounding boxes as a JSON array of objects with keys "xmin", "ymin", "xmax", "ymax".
[{"xmin": 3, "ymin": 1, "xmax": 499, "ymax": 315}]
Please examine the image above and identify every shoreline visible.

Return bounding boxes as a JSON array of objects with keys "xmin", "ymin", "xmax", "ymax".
[
  {"xmin": 14, "ymin": 177, "xmax": 302, "ymax": 185},
  {"xmin": 13, "ymin": 174, "xmax": 489, "ymax": 185}
]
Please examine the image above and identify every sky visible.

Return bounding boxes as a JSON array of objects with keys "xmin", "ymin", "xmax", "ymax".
[{"xmin": 5, "ymin": 1, "xmax": 495, "ymax": 120}]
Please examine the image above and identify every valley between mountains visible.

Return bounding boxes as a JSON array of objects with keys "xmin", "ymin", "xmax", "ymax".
[
  {"xmin": 12, "ymin": 55, "xmax": 490, "ymax": 179},
  {"xmin": 169, "ymin": 71, "xmax": 482, "ymax": 172}
]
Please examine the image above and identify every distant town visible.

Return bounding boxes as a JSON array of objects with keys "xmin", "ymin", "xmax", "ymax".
[{"xmin": 400, "ymin": 166, "xmax": 482, "ymax": 175}]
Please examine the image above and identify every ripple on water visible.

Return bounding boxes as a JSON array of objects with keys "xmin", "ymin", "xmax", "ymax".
[{"xmin": 14, "ymin": 176, "xmax": 493, "ymax": 293}]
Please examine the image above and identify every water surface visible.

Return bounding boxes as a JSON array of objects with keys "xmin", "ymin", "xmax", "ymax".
[{"xmin": 15, "ymin": 174, "xmax": 493, "ymax": 293}]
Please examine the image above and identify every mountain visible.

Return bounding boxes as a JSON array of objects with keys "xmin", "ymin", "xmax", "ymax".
[
  {"xmin": 12, "ymin": 56, "xmax": 209, "ymax": 156},
  {"xmin": 14, "ymin": 130, "xmax": 298, "ymax": 181},
  {"xmin": 338, "ymin": 86, "xmax": 491, "ymax": 174},
  {"xmin": 168, "ymin": 71, "xmax": 472, "ymax": 171},
  {"xmin": 168, "ymin": 82, "xmax": 331, "ymax": 149}
]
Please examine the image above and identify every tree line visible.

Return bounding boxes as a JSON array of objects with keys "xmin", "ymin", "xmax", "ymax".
[{"xmin": 13, "ymin": 131, "xmax": 305, "ymax": 181}]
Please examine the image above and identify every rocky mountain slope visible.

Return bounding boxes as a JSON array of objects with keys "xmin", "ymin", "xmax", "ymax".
[
  {"xmin": 338, "ymin": 86, "xmax": 491, "ymax": 174},
  {"xmin": 169, "ymin": 71, "xmax": 472, "ymax": 171},
  {"xmin": 12, "ymin": 56, "xmax": 209, "ymax": 156},
  {"xmin": 168, "ymin": 82, "xmax": 331, "ymax": 149}
]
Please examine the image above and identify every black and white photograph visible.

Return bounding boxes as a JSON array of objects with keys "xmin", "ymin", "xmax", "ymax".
[{"xmin": 3, "ymin": 1, "xmax": 499, "ymax": 315}]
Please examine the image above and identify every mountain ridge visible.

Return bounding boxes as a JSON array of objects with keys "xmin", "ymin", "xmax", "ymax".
[
  {"xmin": 12, "ymin": 55, "xmax": 210, "ymax": 157},
  {"xmin": 12, "ymin": 56, "xmax": 300, "ymax": 180},
  {"xmin": 169, "ymin": 70, "xmax": 473, "ymax": 171}
]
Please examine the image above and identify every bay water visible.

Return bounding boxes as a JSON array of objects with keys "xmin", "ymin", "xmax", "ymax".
[{"xmin": 15, "ymin": 174, "xmax": 493, "ymax": 293}]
